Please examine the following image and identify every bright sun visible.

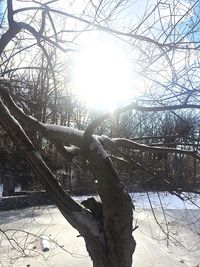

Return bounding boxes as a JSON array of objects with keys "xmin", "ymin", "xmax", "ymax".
[{"xmin": 72, "ymin": 40, "xmax": 133, "ymax": 110}]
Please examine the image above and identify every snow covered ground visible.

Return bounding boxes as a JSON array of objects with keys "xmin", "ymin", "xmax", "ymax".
[{"xmin": 0, "ymin": 192, "xmax": 200, "ymax": 267}]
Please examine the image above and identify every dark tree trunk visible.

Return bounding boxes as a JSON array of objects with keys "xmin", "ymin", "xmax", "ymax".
[
  {"xmin": 82, "ymin": 134, "xmax": 136, "ymax": 267},
  {"xmin": 0, "ymin": 93, "xmax": 136, "ymax": 267}
]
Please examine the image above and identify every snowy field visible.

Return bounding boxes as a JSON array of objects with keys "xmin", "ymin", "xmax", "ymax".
[{"xmin": 0, "ymin": 192, "xmax": 200, "ymax": 267}]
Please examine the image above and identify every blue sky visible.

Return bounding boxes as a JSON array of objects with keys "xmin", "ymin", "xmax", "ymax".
[{"xmin": 0, "ymin": 0, "xmax": 6, "ymax": 25}]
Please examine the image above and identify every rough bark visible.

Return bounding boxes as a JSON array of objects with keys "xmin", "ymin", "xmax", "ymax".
[
  {"xmin": 82, "ymin": 134, "xmax": 136, "ymax": 267},
  {"xmin": 0, "ymin": 94, "xmax": 136, "ymax": 266},
  {"xmin": 0, "ymin": 97, "xmax": 111, "ymax": 266}
]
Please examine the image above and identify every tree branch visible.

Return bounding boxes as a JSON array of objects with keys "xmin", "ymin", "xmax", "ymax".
[
  {"xmin": 0, "ymin": 96, "xmax": 107, "ymax": 255},
  {"xmin": 100, "ymin": 135, "xmax": 200, "ymax": 160}
]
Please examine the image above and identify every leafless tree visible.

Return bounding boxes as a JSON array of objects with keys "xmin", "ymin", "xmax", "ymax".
[{"xmin": 0, "ymin": 0, "xmax": 200, "ymax": 266}]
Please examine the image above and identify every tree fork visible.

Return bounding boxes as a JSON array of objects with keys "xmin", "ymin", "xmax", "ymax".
[{"xmin": 0, "ymin": 97, "xmax": 113, "ymax": 266}]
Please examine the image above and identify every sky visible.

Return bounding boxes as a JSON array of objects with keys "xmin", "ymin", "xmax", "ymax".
[
  {"xmin": 1, "ymin": 0, "xmax": 200, "ymax": 111},
  {"xmin": 0, "ymin": 0, "xmax": 6, "ymax": 27}
]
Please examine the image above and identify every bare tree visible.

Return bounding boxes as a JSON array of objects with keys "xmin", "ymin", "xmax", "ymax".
[{"xmin": 0, "ymin": 0, "xmax": 200, "ymax": 266}]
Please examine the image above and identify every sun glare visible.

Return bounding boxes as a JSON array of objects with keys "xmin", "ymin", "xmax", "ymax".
[{"xmin": 72, "ymin": 41, "xmax": 133, "ymax": 110}]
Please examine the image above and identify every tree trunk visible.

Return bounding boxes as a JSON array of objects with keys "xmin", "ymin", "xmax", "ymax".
[
  {"xmin": 0, "ymin": 94, "xmax": 136, "ymax": 267},
  {"xmin": 82, "ymin": 134, "xmax": 136, "ymax": 267}
]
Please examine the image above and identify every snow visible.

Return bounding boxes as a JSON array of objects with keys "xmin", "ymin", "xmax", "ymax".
[
  {"xmin": 45, "ymin": 124, "xmax": 84, "ymax": 137},
  {"xmin": 89, "ymin": 137, "xmax": 108, "ymax": 159},
  {"xmin": 0, "ymin": 193, "xmax": 199, "ymax": 266},
  {"xmin": 130, "ymin": 192, "xmax": 200, "ymax": 210},
  {"xmin": 73, "ymin": 192, "xmax": 200, "ymax": 210},
  {"xmin": 72, "ymin": 211, "xmax": 105, "ymax": 242}
]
